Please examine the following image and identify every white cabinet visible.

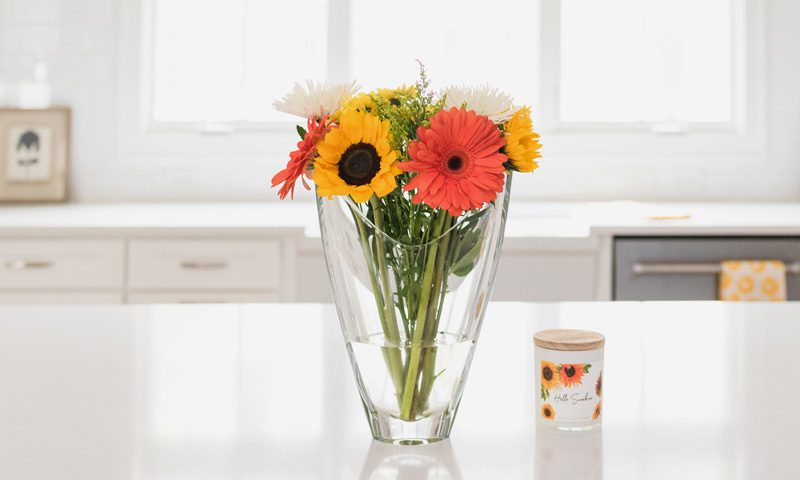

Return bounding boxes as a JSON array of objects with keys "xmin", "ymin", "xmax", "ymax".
[
  {"xmin": 0, "ymin": 204, "xmax": 610, "ymax": 304},
  {"xmin": 493, "ymin": 252, "xmax": 597, "ymax": 301},
  {"xmin": 0, "ymin": 240, "xmax": 124, "ymax": 289},
  {"xmin": 0, "ymin": 237, "xmax": 291, "ymax": 305},
  {"xmin": 127, "ymin": 239, "xmax": 281, "ymax": 290}
]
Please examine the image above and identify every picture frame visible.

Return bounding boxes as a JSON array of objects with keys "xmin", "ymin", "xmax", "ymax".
[{"xmin": 0, "ymin": 108, "xmax": 70, "ymax": 202}]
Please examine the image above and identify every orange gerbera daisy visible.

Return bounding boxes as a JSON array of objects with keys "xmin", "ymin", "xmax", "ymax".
[
  {"xmin": 400, "ymin": 107, "xmax": 506, "ymax": 217},
  {"xmin": 271, "ymin": 114, "xmax": 331, "ymax": 200},
  {"xmin": 558, "ymin": 364, "xmax": 585, "ymax": 388},
  {"xmin": 541, "ymin": 403, "xmax": 555, "ymax": 420}
]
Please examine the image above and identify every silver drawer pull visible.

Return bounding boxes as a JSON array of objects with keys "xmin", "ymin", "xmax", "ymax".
[
  {"xmin": 180, "ymin": 261, "xmax": 228, "ymax": 270},
  {"xmin": 633, "ymin": 261, "xmax": 800, "ymax": 275},
  {"xmin": 5, "ymin": 260, "xmax": 54, "ymax": 270}
]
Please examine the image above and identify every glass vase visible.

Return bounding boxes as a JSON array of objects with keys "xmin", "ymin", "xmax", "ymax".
[{"xmin": 317, "ymin": 175, "xmax": 512, "ymax": 445}]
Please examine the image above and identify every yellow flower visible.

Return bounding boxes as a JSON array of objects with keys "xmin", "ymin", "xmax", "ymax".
[
  {"xmin": 314, "ymin": 109, "xmax": 401, "ymax": 203},
  {"xmin": 541, "ymin": 361, "xmax": 560, "ymax": 390},
  {"xmin": 376, "ymin": 85, "xmax": 416, "ymax": 106},
  {"xmin": 503, "ymin": 106, "xmax": 541, "ymax": 172},
  {"xmin": 343, "ymin": 92, "xmax": 377, "ymax": 114}
]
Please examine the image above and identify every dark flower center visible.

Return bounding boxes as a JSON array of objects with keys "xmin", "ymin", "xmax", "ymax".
[
  {"xmin": 339, "ymin": 142, "xmax": 381, "ymax": 186},
  {"xmin": 565, "ymin": 366, "xmax": 576, "ymax": 377},
  {"xmin": 447, "ymin": 155, "xmax": 464, "ymax": 172},
  {"xmin": 389, "ymin": 98, "xmax": 401, "ymax": 106},
  {"xmin": 543, "ymin": 367, "xmax": 553, "ymax": 381},
  {"xmin": 544, "ymin": 408, "xmax": 552, "ymax": 417}
]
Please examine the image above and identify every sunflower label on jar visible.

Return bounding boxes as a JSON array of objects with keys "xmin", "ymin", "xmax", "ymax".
[{"xmin": 534, "ymin": 329, "xmax": 605, "ymax": 431}]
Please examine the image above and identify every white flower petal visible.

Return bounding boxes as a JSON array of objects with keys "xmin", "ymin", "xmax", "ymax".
[
  {"xmin": 273, "ymin": 80, "xmax": 360, "ymax": 118},
  {"xmin": 442, "ymin": 84, "xmax": 520, "ymax": 124}
]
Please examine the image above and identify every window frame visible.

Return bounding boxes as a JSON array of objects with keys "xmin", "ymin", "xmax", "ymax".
[
  {"xmin": 117, "ymin": 0, "xmax": 350, "ymax": 157},
  {"xmin": 538, "ymin": 0, "xmax": 765, "ymax": 159}
]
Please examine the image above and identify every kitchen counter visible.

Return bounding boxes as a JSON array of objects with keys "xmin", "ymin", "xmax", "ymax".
[
  {"xmin": 2, "ymin": 201, "xmax": 800, "ymax": 239},
  {"xmin": 0, "ymin": 301, "xmax": 796, "ymax": 479}
]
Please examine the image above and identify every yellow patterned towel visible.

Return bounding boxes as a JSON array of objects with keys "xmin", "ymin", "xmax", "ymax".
[{"xmin": 719, "ymin": 260, "xmax": 786, "ymax": 301}]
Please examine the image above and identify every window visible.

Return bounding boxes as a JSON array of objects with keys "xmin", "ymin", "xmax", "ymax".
[
  {"xmin": 349, "ymin": 0, "xmax": 538, "ymax": 107},
  {"xmin": 547, "ymin": 0, "xmax": 744, "ymax": 131},
  {"xmin": 126, "ymin": 0, "xmax": 761, "ymax": 167},
  {"xmin": 147, "ymin": 0, "xmax": 327, "ymax": 126}
]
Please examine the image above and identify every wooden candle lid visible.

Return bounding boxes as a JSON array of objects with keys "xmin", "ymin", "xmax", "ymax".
[{"xmin": 534, "ymin": 329, "xmax": 605, "ymax": 351}]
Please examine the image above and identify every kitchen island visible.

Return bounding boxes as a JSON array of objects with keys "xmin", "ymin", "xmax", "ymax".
[{"xmin": 0, "ymin": 301, "xmax": 794, "ymax": 479}]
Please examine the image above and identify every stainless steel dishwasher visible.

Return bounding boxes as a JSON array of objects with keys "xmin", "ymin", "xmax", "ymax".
[{"xmin": 614, "ymin": 237, "xmax": 800, "ymax": 300}]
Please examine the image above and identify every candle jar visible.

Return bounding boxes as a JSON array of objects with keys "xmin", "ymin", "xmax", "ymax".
[{"xmin": 534, "ymin": 329, "xmax": 605, "ymax": 432}]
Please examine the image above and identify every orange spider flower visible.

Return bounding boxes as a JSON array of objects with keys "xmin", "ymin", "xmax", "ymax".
[
  {"xmin": 558, "ymin": 364, "xmax": 585, "ymax": 388},
  {"xmin": 400, "ymin": 107, "xmax": 506, "ymax": 217},
  {"xmin": 271, "ymin": 114, "xmax": 331, "ymax": 200}
]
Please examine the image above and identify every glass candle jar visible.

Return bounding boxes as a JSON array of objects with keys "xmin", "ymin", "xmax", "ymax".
[{"xmin": 534, "ymin": 329, "xmax": 605, "ymax": 432}]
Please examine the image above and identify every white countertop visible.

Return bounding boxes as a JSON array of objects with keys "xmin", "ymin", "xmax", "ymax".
[
  {"xmin": 0, "ymin": 301, "xmax": 796, "ymax": 479},
  {"xmin": 2, "ymin": 201, "xmax": 800, "ymax": 240}
]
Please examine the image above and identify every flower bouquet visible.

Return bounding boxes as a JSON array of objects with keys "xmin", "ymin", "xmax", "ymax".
[{"xmin": 273, "ymin": 67, "xmax": 541, "ymax": 444}]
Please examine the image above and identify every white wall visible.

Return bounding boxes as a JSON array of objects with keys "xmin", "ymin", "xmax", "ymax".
[{"xmin": 1, "ymin": 0, "xmax": 798, "ymax": 203}]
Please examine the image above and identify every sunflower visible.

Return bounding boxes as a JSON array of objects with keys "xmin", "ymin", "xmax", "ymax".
[
  {"xmin": 503, "ymin": 107, "xmax": 541, "ymax": 173},
  {"xmin": 595, "ymin": 370, "xmax": 603, "ymax": 397},
  {"xmin": 541, "ymin": 361, "xmax": 560, "ymax": 390},
  {"xmin": 592, "ymin": 401, "xmax": 602, "ymax": 420},
  {"xmin": 558, "ymin": 364, "xmax": 585, "ymax": 388},
  {"xmin": 314, "ymin": 109, "xmax": 401, "ymax": 202},
  {"xmin": 541, "ymin": 403, "xmax": 556, "ymax": 420},
  {"xmin": 400, "ymin": 107, "xmax": 507, "ymax": 217}
]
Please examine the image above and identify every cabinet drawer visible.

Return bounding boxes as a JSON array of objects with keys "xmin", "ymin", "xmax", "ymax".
[
  {"xmin": 0, "ymin": 240, "xmax": 124, "ymax": 289},
  {"xmin": 128, "ymin": 240, "xmax": 281, "ymax": 290}
]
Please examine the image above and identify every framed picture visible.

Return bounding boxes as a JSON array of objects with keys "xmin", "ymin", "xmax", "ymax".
[{"xmin": 0, "ymin": 108, "xmax": 70, "ymax": 202}]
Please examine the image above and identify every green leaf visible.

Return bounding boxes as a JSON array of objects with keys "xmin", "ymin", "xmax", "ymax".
[
  {"xmin": 296, "ymin": 125, "xmax": 307, "ymax": 139},
  {"xmin": 449, "ymin": 231, "xmax": 483, "ymax": 277},
  {"xmin": 584, "ymin": 364, "xmax": 591, "ymax": 373}
]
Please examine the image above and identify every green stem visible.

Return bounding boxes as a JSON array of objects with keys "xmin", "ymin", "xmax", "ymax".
[
  {"xmin": 352, "ymin": 205, "xmax": 405, "ymax": 400},
  {"xmin": 369, "ymin": 197, "xmax": 403, "ymax": 343},
  {"xmin": 416, "ymin": 215, "xmax": 453, "ymax": 411},
  {"xmin": 400, "ymin": 210, "xmax": 447, "ymax": 420}
]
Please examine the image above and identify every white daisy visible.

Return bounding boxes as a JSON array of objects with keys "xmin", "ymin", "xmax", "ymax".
[
  {"xmin": 273, "ymin": 80, "xmax": 360, "ymax": 118},
  {"xmin": 442, "ymin": 84, "xmax": 520, "ymax": 124}
]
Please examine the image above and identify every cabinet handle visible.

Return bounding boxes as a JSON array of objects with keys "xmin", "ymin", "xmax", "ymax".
[
  {"xmin": 633, "ymin": 261, "xmax": 800, "ymax": 275},
  {"xmin": 180, "ymin": 261, "xmax": 228, "ymax": 270},
  {"xmin": 5, "ymin": 260, "xmax": 54, "ymax": 270}
]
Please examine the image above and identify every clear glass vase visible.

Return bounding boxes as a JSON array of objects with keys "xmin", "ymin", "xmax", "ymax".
[{"xmin": 317, "ymin": 175, "xmax": 512, "ymax": 445}]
